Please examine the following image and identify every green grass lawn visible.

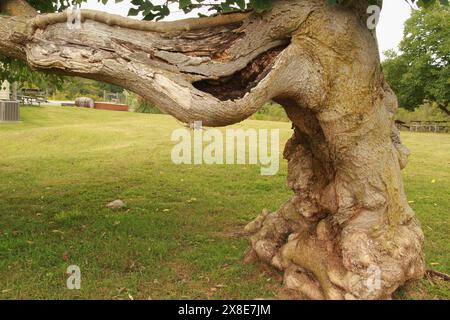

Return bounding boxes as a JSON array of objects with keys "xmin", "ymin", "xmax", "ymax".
[{"xmin": 0, "ymin": 106, "xmax": 448, "ymax": 299}]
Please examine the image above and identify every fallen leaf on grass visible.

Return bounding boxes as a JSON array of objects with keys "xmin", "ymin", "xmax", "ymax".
[
  {"xmin": 187, "ymin": 198, "xmax": 197, "ymax": 203},
  {"xmin": 63, "ymin": 251, "xmax": 70, "ymax": 261}
]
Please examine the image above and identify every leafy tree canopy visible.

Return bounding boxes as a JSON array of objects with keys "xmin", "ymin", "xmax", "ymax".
[{"xmin": 383, "ymin": 3, "xmax": 449, "ymax": 112}]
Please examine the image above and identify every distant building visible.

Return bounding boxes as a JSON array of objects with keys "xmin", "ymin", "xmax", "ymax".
[{"xmin": 0, "ymin": 80, "xmax": 10, "ymax": 100}]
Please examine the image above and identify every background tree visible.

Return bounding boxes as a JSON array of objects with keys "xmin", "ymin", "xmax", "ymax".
[
  {"xmin": 0, "ymin": 0, "xmax": 447, "ymax": 300},
  {"xmin": 382, "ymin": 4, "xmax": 449, "ymax": 114}
]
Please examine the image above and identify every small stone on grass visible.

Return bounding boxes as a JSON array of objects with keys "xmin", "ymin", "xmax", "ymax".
[{"xmin": 106, "ymin": 199, "xmax": 125, "ymax": 209}]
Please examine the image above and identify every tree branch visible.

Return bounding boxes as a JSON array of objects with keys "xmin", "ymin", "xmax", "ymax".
[
  {"xmin": 437, "ymin": 103, "xmax": 450, "ymax": 116},
  {"xmin": 0, "ymin": 0, "xmax": 37, "ymax": 16},
  {"xmin": 31, "ymin": 9, "xmax": 250, "ymax": 33},
  {"xmin": 0, "ymin": 0, "xmax": 324, "ymax": 126}
]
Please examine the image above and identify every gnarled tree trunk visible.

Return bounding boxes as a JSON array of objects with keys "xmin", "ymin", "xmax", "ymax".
[{"xmin": 0, "ymin": 0, "xmax": 425, "ymax": 299}]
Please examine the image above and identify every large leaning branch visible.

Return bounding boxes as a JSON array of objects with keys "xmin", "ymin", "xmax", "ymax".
[
  {"xmin": 31, "ymin": 9, "xmax": 250, "ymax": 32},
  {"xmin": 0, "ymin": 0, "xmax": 322, "ymax": 126}
]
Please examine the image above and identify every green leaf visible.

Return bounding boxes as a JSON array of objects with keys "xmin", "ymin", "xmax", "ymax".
[
  {"xmin": 127, "ymin": 8, "xmax": 140, "ymax": 16},
  {"xmin": 236, "ymin": 0, "xmax": 246, "ymax": 10},
  {"xmin": 179, "ymin": 0, "xmax": 191, "ymax": 10},
  {"xmin": 250, "ymin": 0, "xmax": 273, "ymax": 13}
]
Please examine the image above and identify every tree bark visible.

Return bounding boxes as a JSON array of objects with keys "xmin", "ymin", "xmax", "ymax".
[
  {"xmin": 0, "ymin": 0, "xmax": 36, "ymax": 17},
  {"xmin": 0, "ymin": 0, "xmax": 425, "ymax": 299}
]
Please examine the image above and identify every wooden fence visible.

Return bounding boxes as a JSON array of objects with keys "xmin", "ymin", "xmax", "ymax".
[{"xmin": 395, "ymin": 120, "xmax": 449, "ymax": 133}]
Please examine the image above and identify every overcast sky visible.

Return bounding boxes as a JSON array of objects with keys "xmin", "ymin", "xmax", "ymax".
[{"xmin": 79, "ymin": 0, "xmax": 412, "ymax": 61}]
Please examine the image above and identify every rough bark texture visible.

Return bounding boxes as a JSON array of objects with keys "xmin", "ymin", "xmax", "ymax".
[
  {"xmin": 0, "ymin": 0, "xmax": 425, "ymax": 299},
  {"xmin": 0, "ymin": 0, "xmax": 36, "ymax": 17}
]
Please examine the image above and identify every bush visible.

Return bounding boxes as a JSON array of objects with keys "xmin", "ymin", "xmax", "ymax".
[
  {"xmin": 396, "ymin": 102, "xmax": 449, "ymax": 123},
  {"xmin": 48, "ymin": 78, "xmax": 111, "ymax": 101},
  {"xmin": 250, "ymin": 102, "xmax": 289, "ymax": 122},
  {"xmin": 128, "ymin": 93, "xmax": 162, "ymax": 114}
]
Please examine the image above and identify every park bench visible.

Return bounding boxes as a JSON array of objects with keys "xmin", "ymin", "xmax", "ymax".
[{"xmin": 18, "ymin": 88, "xmax": 47, "ymax": 106}]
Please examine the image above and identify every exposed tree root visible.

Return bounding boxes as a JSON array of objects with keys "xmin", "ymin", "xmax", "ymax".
[
  {"xmin": 245, "ymin": 84, "xmax": 425, "ymax": 299},
  {"xmin": 426, "ymin": 269, "xmax": 450, "ymax": 281}
]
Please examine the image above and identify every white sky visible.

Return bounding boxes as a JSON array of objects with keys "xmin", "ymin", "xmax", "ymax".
[{"xmin": 79, "ymin": 0, "xmax": 412, "ymax": 61}]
